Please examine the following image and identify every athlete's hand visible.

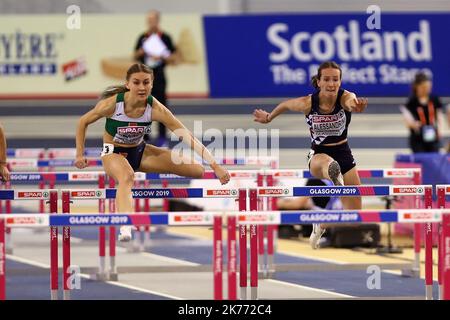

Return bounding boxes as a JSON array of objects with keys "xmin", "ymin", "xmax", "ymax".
[
  {"xmin": 352, "ymin": 98, "xmax": 368, "ymax": 113},
  {"xmin": 74, "ymin": 156, "xmax": 88, "ymax": 169},
  {"xmin": 212, "ymin": 164, "xmax": 230, "ymax": 185},
  {"xmin": 253, "ymin": 109, "xmax": 271, "ymax": 124},
  {"xmin": 0, "ymin": 164, "xmax": 10, "ymax": 182}
]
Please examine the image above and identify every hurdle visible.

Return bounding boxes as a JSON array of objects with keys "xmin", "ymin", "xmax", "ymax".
[
  {"xmin": 58, "ymin": 186, "xmax": 243, "ymax": 300},
  {"xmin": 245, "ymin": 184, "xmax": 432, "ymax": 300},
  {"xmin": 237, "ymin": 207, "xmax": 450, "ymax": 300},
  {"xmin": 437, "ymin": 185, "xmax": 450, "ymax": 300},
  {"xmin": 0, "ymin": 189, "xmax": 58, "ymax": 300},
  {"xmin": 258, "ymin": 168, "xmax": 423, "ymax": 280},
  {"xmin": 2, "ymin": 207, "xmax": 450, "ymax": 300},
  {"xmin": 5, "ymin": 168, "xmax": 425, "ymax": 281}
]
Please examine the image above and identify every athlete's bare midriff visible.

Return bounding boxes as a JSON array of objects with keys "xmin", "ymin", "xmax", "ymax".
[
  {"xmin": 103, "ymin": 132, "xmax": 142, "ymax": 148},
  {"xmin": 322, "ymin": 138, "xmax": 347, "ymax": 147}
]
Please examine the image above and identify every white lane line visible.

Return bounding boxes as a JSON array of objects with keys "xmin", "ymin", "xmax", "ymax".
[
  {"xmin": 102, "ymin": 281, "xmax": 182, "ymax": 300},
  {"xmin": 7, "ymin": 254, "xmax": 49, "ymax": 269},
  {"xmin": 266, "ymin": 279, "xmax": 355, "ymax": 298},
  {"xmin": 139, "ymin": 252, "xmax": 200, "ymax": 266},
  {"xmin": 6, "ymin": 254, "xmax": 183, "ymax": 300}
]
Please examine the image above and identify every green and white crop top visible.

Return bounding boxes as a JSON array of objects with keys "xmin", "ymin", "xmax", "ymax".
[{"xmin": 105, "ymin": 92, "xmax": 153, "ymax": 145}]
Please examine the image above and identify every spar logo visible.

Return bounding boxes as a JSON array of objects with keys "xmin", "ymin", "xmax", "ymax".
[
  {"xmin": 239, "ymin": 214, "xmax": 276, "ymax": 223},
  {"xmin": 71, "ymin": 190, "xmax": 103, "ymax": 197},
  {"xmin": 174, "ymin": 214, "xmax": 210, "ymax": 223},
  {"xmin": 117, "ymin": 126, "xmax": 145, "ymax": 134},
  {"xmin": 258, "ymin": 188, "xmax": 290, "ymax": 195},
  {"xmin": 6, "ymin": 216, "xmax": 45, "ymax": 225},
  {"xmin": 393, "ymin": 187, "xmax": 424, "ymax": 194},
  {"xmin": 230, "ymin": 172, "xmax": 254, "ymax": 178},
  {"xmin": 386, "ymin": 170, "xmax": 413, "ymax": 177},
  {"xmin": 206, "ymin": 189, "xmax": 238, "ymax": 196},
  {"xmin": 17, "ymin": 191, "xmax": 49, "ymax": 198},
  {"xmin": 70, "ymin": 173, "xmax": 98, "ymax": 180},
  {"xmin": 274, "ymin": 172, "xmax": 296, "ymax": 177},
  {"xmin": 401, "ymin": 211, "xmax": 439, "ymax": 221}
]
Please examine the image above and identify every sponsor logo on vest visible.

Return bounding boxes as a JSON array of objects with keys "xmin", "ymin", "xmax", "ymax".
[
  {"xmin": 17, "ymin": 191, "xmax": 49, "ymax": 198},
  {"xmin": 446, "ymin": 187, "xmax": 450, "ymax": 193},
  {"xmin": 258, "ymin": 188, "xmax": 289, "ymax": 195},
  {"xmin": 393, "ymin": 187, "xmax": 423, "ymax": 194},
  {"xmin": 118, "ymin": 126, "xmax": 145, "ymax": 134}
]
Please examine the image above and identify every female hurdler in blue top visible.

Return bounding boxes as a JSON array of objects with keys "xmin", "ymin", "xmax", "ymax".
[
  {"xmin": 75, "ymin": 63, "xmax": 230, "ymax": 242},
  {"xmin": 253, "ymin": 61, "xmax": 368, "ymax": 249}
]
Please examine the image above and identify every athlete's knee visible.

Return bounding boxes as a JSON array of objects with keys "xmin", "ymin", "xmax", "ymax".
[{"xmin": 116, "ymin": 170, "xmax": 135, "ymax": 186}]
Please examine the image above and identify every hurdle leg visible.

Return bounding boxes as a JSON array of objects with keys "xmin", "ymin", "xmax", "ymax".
[
  {"xmin": 257, "ymin": 225, "xmax": 265, "ymax": 277},
  {"xmin": 108, "ymin": 178, "xmax": 118, "ymax": 281},
  {"xmin": 213, "ymin": 215, "xmax": 223, "ymax": 300},
  {"xmin": 227, "ymin": 215, "xmax": 237, "ymax": 300},
  {"xmin": 412, "ymin": 171, "xmax": 422, "ymax": 276},
  {"xmin": 62, "ymin": 191, "xmax": 71, "ymax": 300},
  {"xmin": 424, "ymin": 187, "xmax": 433, "ymax": 300},
  {"xmin": 249, "ymin": 189, "xmax": 258, "ymax": 300},
  {"xmin": 443, "ymin": 212, "xmax": 450, "ymax": 300},
  {"xmin": 266, "ymin": 174, "xmax": 277, "ymax": 277},
  {"xmin": 437, "ymin": 186, "xmax": 446, "ymax": 299},
  {"xmin": 5, "ymin": 181, "xmax": 12, "ymax": 255},
  {"xmin": 256, "ymin": 174, "xmax": 266, "ymax": 277},
  {"xmin": 98, "ymin": 174, "xmax": 107, "ymax": 281},
  {"xmin": 49, "ymin": 191, "xmax": 59, "ymax": 300},
  {"xmin": 144, "ymin": 180, "xmax": 151, "ymax": 250},
  {"xmin": 239, "ymin": 189, "xmax": 247, "ymax": 300},
  {"xmin": 0, "ymin": 210, "xmax": 5, "ymax": 300}
]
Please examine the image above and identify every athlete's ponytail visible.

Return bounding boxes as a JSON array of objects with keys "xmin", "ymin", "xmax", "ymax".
[
  {"xmin": 99, "ymin": 63, "xmax": 154, "ymax": 100},
  {"xmin": 100, "ymin": 85, "xmax": 129, "ymax": 100}
]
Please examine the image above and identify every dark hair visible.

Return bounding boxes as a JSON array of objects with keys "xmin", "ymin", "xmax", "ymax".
[
  {"xmin": 100, "ymin": 63, "xmax": 153, "ymax": 100},
  {"xmin": 412, "ymin": 72, "xmax": 431, "ymax": 96},
  {"xmin": 311, "ymin": 61, "xmax": 342, "ymax": 89}
]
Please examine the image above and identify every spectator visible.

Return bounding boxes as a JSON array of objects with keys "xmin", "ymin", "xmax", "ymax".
[
  {"xmin": 400, "ymin": 72, "xmax": 445, "ymax": 153},
  {"xmin": 134, "ymin": 10, "xmax": 179, "ymax": 147}
]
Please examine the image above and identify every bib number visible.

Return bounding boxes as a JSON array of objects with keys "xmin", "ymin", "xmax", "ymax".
[{"xmin": 101, "ymin": 143, "xmax": 114, "ymax": 157}]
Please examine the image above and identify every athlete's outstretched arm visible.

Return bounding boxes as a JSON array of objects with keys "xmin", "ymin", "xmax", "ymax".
[
  {"xmin": 341, "ymin": 90, "xmax": 368, "ymax": 113},
  {"xmin": 151, "ymin": 98, "xmax": 230, "ymax": 185},
  {"xmin": 75, "ymin": 96, "xmax": 115, "ymax": 169},
  {"xmin": 253, "ymin": 95, "xmax": 312, "ymax": 124}
]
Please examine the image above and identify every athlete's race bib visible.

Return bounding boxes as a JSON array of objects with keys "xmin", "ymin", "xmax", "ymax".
[{"xmin": 101, "ymin": 143, "xmax": 114, "ymax": 157}]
